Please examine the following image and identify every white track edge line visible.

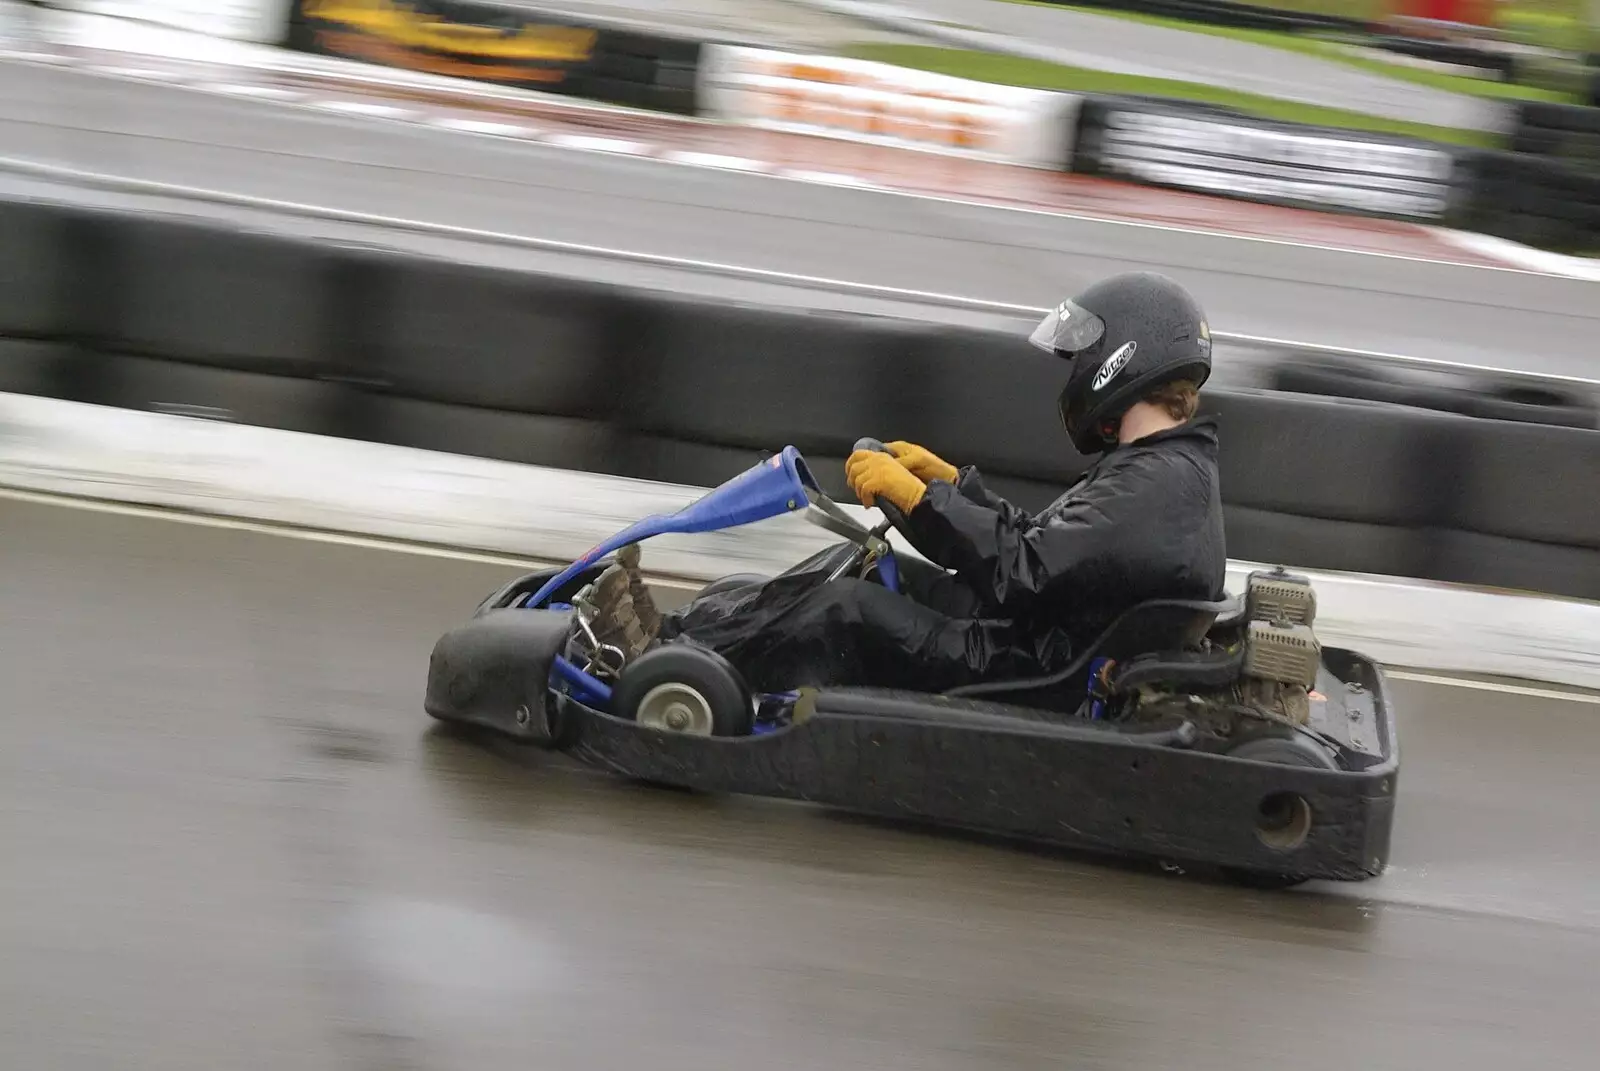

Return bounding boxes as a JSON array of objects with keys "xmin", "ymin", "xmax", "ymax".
[
  {"xmin": 1384, "ymin": 669, "xmax": 1600, "ymax": 704},
  {"xmin": 1434, "ymin": 228, "xmax": 1600, "ymax": 284},
  {"xmin": 3, "ymin": 485, "xmax": 1590, "ymax": 695},
  {"xmin": 0, "ymin": 485, "xmax": 706, "ymax": 588}
]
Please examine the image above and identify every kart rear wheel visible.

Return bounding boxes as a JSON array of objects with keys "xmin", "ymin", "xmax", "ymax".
[
  {"xmin": 611, "ymin": 645, "xmax": 754, "ymax": 738},
  {"xmin": 1220, "ymin": 731, "xmax": 1340, "ymax": 891},
  {"xmin": 1226, "ymin": 733, "xmax": 1339, "ymax": 771}
]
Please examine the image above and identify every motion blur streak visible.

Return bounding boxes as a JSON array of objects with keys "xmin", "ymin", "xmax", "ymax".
[
  {"xmin": 4, "ymin": 58, "xmax": 1598, "ymax": 374},
  {"xmin": 3, "ymin": 494, "xmax": 1597, "ymax": 1071}
]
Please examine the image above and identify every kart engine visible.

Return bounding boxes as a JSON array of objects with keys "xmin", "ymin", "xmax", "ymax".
[{"xmin": 1238, "ymin": 568, "xmax": 1320, "ymax": 725}]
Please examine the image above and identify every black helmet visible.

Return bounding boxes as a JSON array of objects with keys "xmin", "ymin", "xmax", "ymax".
[{"xmin": 1028, "ymin": 272, "xmax": 1213, "ymax": 454}]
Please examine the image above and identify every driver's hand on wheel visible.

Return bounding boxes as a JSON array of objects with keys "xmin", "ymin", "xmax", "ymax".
[
  {"xmin": 886, "ymin": 441, "xmax": 958, "ymax": 485},
  {"xmin": 847, "ymin": 449, "xmax": 928, "ymax": 513}
]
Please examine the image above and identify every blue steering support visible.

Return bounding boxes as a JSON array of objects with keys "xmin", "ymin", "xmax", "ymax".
[
  {"xmin": 527, "ymin": 445, "xmax": 902, "ymax": 609},
  {"xmin": 533, "ymin": 445, "xmax": 906, "ymax": 724},
  {"xmin": 527, "ymin": 447, "xmax": 818, "ymax": 609}
]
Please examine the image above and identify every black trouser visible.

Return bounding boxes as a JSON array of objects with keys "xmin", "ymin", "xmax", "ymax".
[{"xmin": 658, "ymin": 544, "xmax": 1043, "ymax": 694}]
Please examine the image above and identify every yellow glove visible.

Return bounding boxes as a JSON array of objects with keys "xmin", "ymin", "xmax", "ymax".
[
  {"xmin": 886, "ymin": 441, "xmax": 958, "ymax": 485},
  {"xmin": 846, "ymin": 449, "xmax": 927, "ymax": 513}
]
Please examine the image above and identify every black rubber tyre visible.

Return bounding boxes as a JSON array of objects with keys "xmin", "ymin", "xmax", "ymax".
[
  {"xmin": 610, "ymin": 644, "xmax": 754, "ymax": 737},
  {"xmin": 1220, "ymin": 731, "xmax": 1340, "ymax": 891},
  {"xmin": 695, "ymin": 573, "xmax": 770, "ymax": 600},
  {"xmin": 1458, "ymin": 382, "xmax": 1598, "ymax": 429},
  {"xmin": 1226, "ymin": 732, "xmax": 1339, "ymax": 770}
]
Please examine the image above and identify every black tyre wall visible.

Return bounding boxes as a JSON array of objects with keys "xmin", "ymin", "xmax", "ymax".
[{"xmin": 5, "ymin": 193, "xmax": 1596, "ymax": 602}]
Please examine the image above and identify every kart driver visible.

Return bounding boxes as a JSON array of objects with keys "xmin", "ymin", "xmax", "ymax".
[{"xmin": 588, "ymin": 271, "xmax": 1227, "ymax": 694}]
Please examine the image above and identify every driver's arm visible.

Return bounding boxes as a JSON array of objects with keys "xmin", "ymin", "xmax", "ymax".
[
  {"xmin": 902, "ymin": 456, "xmax": 1142, "ymax": 616},
  {"xmin": 879, "ymin": 442, "xmax": 1038, "ymax": 564},
  {"xmin": 950, "ymin": 467, "xmax": 1037, "ymax": 529},
  {"xmin": 888, "ymin": 469, "xmax": 1036, "ymax": 573}
]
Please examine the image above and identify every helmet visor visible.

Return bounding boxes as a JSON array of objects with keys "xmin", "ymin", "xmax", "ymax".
[{"xmin": 1028, "ymin": 299, "xmax": 1106, "ymax": 356}]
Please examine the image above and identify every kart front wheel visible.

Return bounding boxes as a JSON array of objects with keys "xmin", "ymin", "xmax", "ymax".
[{"xmin": 611, "ymin": 645, "xmax": 754, "ymax": 738}]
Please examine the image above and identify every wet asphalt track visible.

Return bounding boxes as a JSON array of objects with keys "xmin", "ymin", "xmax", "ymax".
[{"xmin": 4, "ymin": 493, "xmax": 1599, "ymax": 1071}]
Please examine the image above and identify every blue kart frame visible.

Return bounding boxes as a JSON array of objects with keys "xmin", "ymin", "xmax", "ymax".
[
  {"xmin": 424, "ymin": 445, "xmax": 1400, "ymax": 889},
  {"xmin": 516, "ymin": 446, "xmax": 896, "ymax": 723}
]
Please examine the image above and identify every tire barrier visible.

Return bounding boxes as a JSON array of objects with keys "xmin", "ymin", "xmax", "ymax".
[
  {"xmin": 1434, "ymin": 417, "xmax": 1600, "ymax": 598},
  {"xmin": 1455, "ymin": 149, "xmax": 1600, "ymax": 252},
  {"xmin": 1203, "ymin": 389, "xmax": 1456, "ymax": 583},
  {"xmin": 349, "ymin": 246, "xmax": 651, "ymax": 471},
  {"xmin": 284, "ymin": 0, "xmax": 703, "ymax": 115},
  {"xmin": 0, "ymin": 198, "xmax": 125, "ymax": 403},
  {"xmin": 1366, "ymin": 35, "xmax": 1516, "ymax": 81},
  {"xmin": 81, "ymin": 209, "xmax": 365, "ymax": 437},
  {"xmin": 1508, "ymin": 101, "xmax": 1600, "ymax": 173},
  {"xmin": 3, "ymin": 195, "xmax": 1597, "ymax": 601},
  {"xmin": 1270, "ymin": 358, "xmax": 1599, "ymax": 430},
  {"xmin": 610, "ymin": 294, "xmax": 948, "ymax": 496},
  {"xmin": 0, "ymin": 198, "xmax": 77, "ymax": 398}
]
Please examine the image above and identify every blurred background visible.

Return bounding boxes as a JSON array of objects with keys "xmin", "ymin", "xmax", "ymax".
[{"xmin": 2, "ymin": 1, "xmax": 1599, "ymax": 1069}]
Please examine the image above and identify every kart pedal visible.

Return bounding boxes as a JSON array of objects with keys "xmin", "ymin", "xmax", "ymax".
[
  {"xmin": 588, "ymin": 564, "xmax": 652, "ymax": 662},
  {"xmin": 1246, "ymin": 567, "xmax": 1317, "ymax": 627},
  {"xmin": 616, "ymin": 542, "xmax": 661, "ymax": 643}
]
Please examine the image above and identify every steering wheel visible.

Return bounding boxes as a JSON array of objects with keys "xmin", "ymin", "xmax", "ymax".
[
  {"xmin": 809, "ymin": 437, "xmax": 912, "ymax": 591},
  {"xmin": 850, "ymin": 437, "xmax": 916, "ymax": 534}
]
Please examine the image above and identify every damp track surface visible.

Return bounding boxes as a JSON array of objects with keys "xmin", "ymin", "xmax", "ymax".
[{"xmin": 1, "ymin": 495, "xmax": 1597, "ymax": 1071}]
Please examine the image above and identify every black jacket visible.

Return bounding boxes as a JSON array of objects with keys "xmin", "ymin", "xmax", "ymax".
[
  {"xmin": 903, "ymin": 416, "xmax": 1227, "ymax": 666},
  {"xmin": 666, "ymin": 418, "xmax": 1226, "ymax": 692}
]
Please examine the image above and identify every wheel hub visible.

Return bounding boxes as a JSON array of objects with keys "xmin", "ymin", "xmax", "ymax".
[{"xmin": 636, "ymin": 682, "xmax": 715, "ymax": 736}]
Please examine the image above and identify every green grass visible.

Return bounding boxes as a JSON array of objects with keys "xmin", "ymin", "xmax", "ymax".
[
  {"xmin": 1500, "ymin": 9, "xmax": 1591, "ymax": 52},
  {"xmin": 844, "ymin": 43, "xmax": 1499, "ymax": 146},
  {"xmin": 993, "ymin": 0, "xmax": 1577, "ymax": 103}
]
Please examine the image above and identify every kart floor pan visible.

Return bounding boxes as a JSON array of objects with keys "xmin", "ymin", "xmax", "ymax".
[{"xmin": 562, "ymin": 650, "xmax": 1398, "ymax": 884}]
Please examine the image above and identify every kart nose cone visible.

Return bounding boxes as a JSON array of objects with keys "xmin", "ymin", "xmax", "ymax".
[{"xmin": 425, "ymin": 608, "xmax": 576, "ymax": 747}]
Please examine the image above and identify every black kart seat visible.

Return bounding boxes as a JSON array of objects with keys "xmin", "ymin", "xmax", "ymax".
[{"xmin": 943, "ymin": 595, "xmax": 1239, "ymax": 708}]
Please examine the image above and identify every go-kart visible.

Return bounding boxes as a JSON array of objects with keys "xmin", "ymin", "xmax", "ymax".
[{"xmin": 424, "ymin": 443, "xmax": 1399, "ymax": 889}]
